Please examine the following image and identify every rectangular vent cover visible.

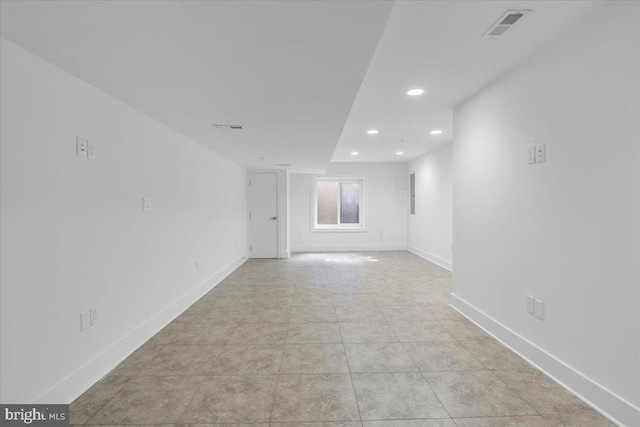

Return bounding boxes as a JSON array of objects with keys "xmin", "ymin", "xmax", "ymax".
[
  {"xmin": 213, "ymin": 124, "xmax": 243, "ymax": 130},
  {"xmin": 483, "ymin": 10, "xmax": 531, "ymax": 38}
]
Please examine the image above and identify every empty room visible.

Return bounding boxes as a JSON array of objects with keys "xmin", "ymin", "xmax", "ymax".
[{"xmin": 0, "ymin": 1, "xmax": 638, "ymax": 427}]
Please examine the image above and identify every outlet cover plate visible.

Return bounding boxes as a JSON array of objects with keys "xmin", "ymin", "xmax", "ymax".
[
  {"xmin": 76, "ymin": 137, "xmax": 88, "ymax": 158},
  {"xmin": 535, "ymin": 144, "xmax": 546, "ymax": 163}
]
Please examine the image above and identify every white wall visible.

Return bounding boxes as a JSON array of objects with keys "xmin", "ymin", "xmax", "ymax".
[
  {"xmin": 451, "ymin": 4, "xmax": 640, "ymax": 426},
  {"xmin": 408, "ymin": 143, "xmax": 452, "ymax": 270},
  {"xmin": 290, "ymin": 162, "xmax": 408, "ymax": 251},
  {"xmin": 0, "ymin": 38, "xmax": 247, "ymax": 403}
]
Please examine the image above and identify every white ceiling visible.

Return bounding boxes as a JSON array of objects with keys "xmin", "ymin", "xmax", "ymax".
[
  {"xmin": 1, "ymin": 1, "xmax": 606, "ymax": 171},
  {"xmin": 332, "ymin": 0, "xmax": 606, "ymax": 163},
  {"xmin": 0, "ymin": 0, "xmax": 393, "ymax": 173}
]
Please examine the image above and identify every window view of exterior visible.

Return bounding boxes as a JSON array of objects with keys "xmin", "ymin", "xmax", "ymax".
[
  {"xmin": 315, "ymin": 179, "xmax": 361, "ymax": 227},
  {"xmin": 339, "ymin": 182, "xmax": 359, "ymax": 223},
  {"xmin": 317, "ymin": 181, "xmax": 339, "ymax": 224}
]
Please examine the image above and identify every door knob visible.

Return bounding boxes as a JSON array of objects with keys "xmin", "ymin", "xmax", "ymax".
[{"xmin": 269, "ymin": 216, "xmax": 277, "ymax": 220}]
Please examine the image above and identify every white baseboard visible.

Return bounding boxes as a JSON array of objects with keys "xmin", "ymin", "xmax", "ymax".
[
  {"xmin": 408, "ymin": 245, "xmax": 452, "ymax": 271},
  {"xmin": 35, "ymin": 256, "xmax": 247, "ymax": 404},
  {"xmin": 291, "ymin": 243, "xmax": 407, "ymax": 252},
  {"xmin": 450, "ymin": 293, "xmax": 639, "ymax": 427},
  {"xmin": 279, "ymin": 250, "xmax": 291, "ymax": 259}
]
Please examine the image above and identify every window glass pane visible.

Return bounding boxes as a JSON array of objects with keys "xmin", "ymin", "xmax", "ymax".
[
  {"xmin": 340, "ymin": 182, "xmax": 360, "ymax": 224},
  {"xmin": 317, "ymin": 181, "xmax": 338, "ymax": 224}
]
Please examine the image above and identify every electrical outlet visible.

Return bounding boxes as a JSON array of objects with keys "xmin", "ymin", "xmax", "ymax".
[
  {"xmin": 90, "ymin": 307, "xmax": 98, "ymax": 325},
  {"xmin": 535, "ymin": 299, "xmax": 545, "ymax": 320},
  {"xmin": 81, "ymin": 311, "xmax": 91, "ymax": 331},
  {"xmin": 142, "ymin": 197, "xmax": 151, "ymax": 212},
  {"xmin": 76, "ymin": 137, "xmax": 88, "ymax": 158},
  {"xmin": 528, "ymin": 146, "xmax": 536, "ymax": 165},
  {"xmin": 195, "ymin": 259, "xmax": 200, "ymax": 270},
  {"xmin": 535, "ymin": 144, "xmax": 546, "ymax": 163},
  {"xmin": 526, "ymin": 295, "xmax": 535, "ymax": 315}
]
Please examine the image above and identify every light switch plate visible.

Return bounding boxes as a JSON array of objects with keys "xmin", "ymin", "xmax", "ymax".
[
  {"xmin": 535, "ymin": 299, "xmax": 545, "ymax": 320},
  {"xmin": 535, "ymin": 144, "xmax": 546, "ymax": 163},
  {"xmin": 88, "ymin": 141, "xmax": 96, "ymax": 160},
  {"xmin": 76, "ymin": 137, "xmax": 88, "ymax": 158},
  {"xmin": 142, "ymin": 197, "xmax": 151, "ymax": 212},
  {"xmin": 90, "ymin": 307, "xmax": 98, "ymax": 325}
]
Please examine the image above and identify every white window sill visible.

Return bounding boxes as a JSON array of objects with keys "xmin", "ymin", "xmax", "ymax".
[{"xmin": 311, "ymin": 227, "xmax": 368, "ymax": 233}]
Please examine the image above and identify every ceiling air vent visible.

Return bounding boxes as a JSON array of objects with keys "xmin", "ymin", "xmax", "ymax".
[
  {"xmin": 482, "ymin": 10, "xmax": 531, "ymax": 38},
  {"xmin": 213, "ymin": 124, "xmax": 243, "ymax": 130}
]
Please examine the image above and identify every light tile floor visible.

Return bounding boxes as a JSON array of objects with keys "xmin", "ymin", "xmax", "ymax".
[{"xmin": 71, "ymin": 252, "xmax": 616, "ymax": 427}]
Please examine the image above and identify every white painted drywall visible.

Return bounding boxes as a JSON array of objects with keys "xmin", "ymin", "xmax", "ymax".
[
  {"xmin": 408, "ymin": 143, "xmax": 453, "ymax": 270},
  {"xmin": 290, "ymin": 162, "xmax": 408, "ymax": 251},
  {"xmin": 0, "ymin": 38, "xmax": 247, "ymax": 403},
  {"xmin": 278, "ymin": 169, "xmax": 291, "ymax": 258},
  {"xmin": 451, "ymin": 3, "xmax": 640, "ymax": 425}
]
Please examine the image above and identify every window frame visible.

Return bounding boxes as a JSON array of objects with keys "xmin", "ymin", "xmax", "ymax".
[{"xmin": 311, "ymin": 177, "xmax": 367, "ymax": 232}]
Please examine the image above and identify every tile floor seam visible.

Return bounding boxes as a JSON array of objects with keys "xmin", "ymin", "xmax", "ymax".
[
  {"xmin": 449, "ymin": 415, "xmax": 554, "ymax": 427},
  {"xmin": 393, "ymin": 317, "xmax": 455, "ymax": 423},
  {"xmin": 174, "ymin": 345, "xmax": 225, "ymax": 424},
  {"xmin": 269, "ymin": 316, "xmax": 292, "ymax": 423},
  {"xmin": 490, "ymin": 371, "xmax": 575, "ymax": 419},
  {"xmin": 77, "ymin": 377, "xmax": 130, "ymax": 426},
  {"xmin": 331, "ymin": 264, "xmax": 365, "ymax": 424},
  {"xmin": 456, "ymin": 338, "xmax": 505, "ymax": 370},
  {"xmin": 454, "ymin": 341, "xmax": 491, "ymax": 372},
  {"xmin": 540, "ymin": 410, "xmax": 596, "ymax": 427},
  {"xmin": 71, "ymin": 253, "xmax": 615, "ymax": 426},
  {"xmin": 173, "ymin": 375, "xmax": 210, "ymax": 424},
  {"xmin": 338, "ymin": 309, "xmax": 364, "ymax": 423}
]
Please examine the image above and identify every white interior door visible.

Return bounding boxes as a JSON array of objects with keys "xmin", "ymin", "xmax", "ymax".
[{"xmin": 249, "ymin": 173, "xmax": 278, "ymax": 258}]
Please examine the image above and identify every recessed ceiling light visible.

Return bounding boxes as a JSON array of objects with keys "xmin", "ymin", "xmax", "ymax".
[
  {"xmin": 430, "ymin": 130, "xmax": 442, "ymax": 135},
  {"xmin": 367, "ymin": 129, "xmax": 379, "ymax": 135},
  {"xmin": 351, "ymin": 152, "xmax": 359, "ymax": 156},
  {"xmin": 396, "ymin": 151, "xmax": 404, "ymax": 155},
  {"xmin": 407, "ymin": 89, "xmax": 424, "ymax": 96}
]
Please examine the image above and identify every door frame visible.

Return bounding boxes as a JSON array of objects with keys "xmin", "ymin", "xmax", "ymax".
[{"xmin": 248, "ymin": 171, "xmax": 279, "ymax": 258}]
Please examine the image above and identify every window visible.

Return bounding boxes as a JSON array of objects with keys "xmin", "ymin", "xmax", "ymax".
[{"xmin": 313, "ymin": 178, "xmax": 364, "ymax": 230}]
